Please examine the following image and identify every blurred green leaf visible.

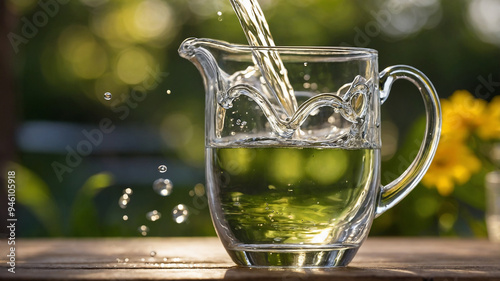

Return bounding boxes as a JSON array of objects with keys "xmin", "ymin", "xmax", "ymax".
[
  {"xmin": 8, "ymin": 162, "xmax": 62, "ymax": 236},
  {"xmin": 70, "ymin": 172, "xmax": 114, "ymax": 236}
]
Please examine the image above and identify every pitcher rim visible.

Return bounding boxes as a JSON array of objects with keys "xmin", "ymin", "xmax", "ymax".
[{"xmin": 180, "ymin": 37, "xmax": 378, "ymax": 58}]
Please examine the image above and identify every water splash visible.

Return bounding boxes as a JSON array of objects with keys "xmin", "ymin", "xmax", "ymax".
[
  {"xmin": 221, "ymin": 75, "xmax": 370, "ymax": 138},
  {"xmin": 118, "ymin": 188, "xmax": 133, "ymax": 209},
  {"xmin": 158, "ymin": 165, "xmax": 167, "ymax": 173},
  {"xmin": 146, "ymin": 210, "xmax": 162, "ymax": 221},
  {"xmin": 118, "ymin": 194, "xmax": 130, "ymax": 209},
  {"xmin": 138, "ymin": 225, "xmax": 149, "ymax": 236},
  {"xmin": 172, "ymin": 204, "xmax": 189, "ymax": 223},
  {"xmin": 153, "ymin": 178, "xmax": 173, "ymax": 196}
]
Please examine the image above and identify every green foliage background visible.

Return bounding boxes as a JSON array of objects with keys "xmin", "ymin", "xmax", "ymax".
[{"xmin": 3, "ymin": 0, "xmax": 499, "ymax": 237}]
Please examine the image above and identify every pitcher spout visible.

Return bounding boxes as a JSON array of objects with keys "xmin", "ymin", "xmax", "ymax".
[
  {"xmin": 179, "ymin": 38, "xmax": 231, "ymax": 95},
  {"xmin": 178, "ymin": 37, "xmax": 198, "ymax": 60}
]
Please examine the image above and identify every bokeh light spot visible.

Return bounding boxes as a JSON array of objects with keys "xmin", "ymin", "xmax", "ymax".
[
  {"xmin": 116, "ymin": 47, "xmax": 152, "ymax": 84},
  {"xmin": 134, "ymin": 0, "xmax": 173, "ymax": 40}
]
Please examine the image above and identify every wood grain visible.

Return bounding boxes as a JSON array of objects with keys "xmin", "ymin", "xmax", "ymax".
[{"xmin": 0, "ymin": 237, "xmax": 499, "ymax": 280}]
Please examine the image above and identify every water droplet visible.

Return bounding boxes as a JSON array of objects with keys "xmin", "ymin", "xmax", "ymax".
[
  {"xmin": 153, "ymin": 178, "xmax": 173, "ymax": 196},
  {"xmin": 150, "ymin": 251, "xmax": 157, "ymax": 257},
  {"xmin": 122, "ymin": 215, "xmax": 129, "ymax": 221},
  {"xmin": 119, "ymin": 194, "xmax": 130, "ymax": 209},
  {"xmin": 146, "ymin": 210, "xmax": 162, "ymax": 222},
  {"xmin": 194, "ymin": 183, "xmax": 205, "ymax": 196},
  {"xmin": 217, "ymin": 11, "xmax": 223, "ymax": 21},
  {"xmin": 158, "ymin": 165, "xmax": 167, "ymax": 173},
  {"xmin": 303, "ymin": 62, "xmax": 308, "ymax": 67},
  {"xmin": 104, "ymin": 92, "xmax": 112, "ymax": 100},
  {"xmin": 172, "ymin": 204, "xmax": 189, "ymax": 224},
  {"xmin": 166, "ymin": 90, "xmax": 172, "ymax": 95},
  {"xmin": 138, "ymin": 225, "xmax": 149, "ymax": 236}
]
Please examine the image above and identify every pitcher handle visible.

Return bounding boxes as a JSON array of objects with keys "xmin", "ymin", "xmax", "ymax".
[{"xmin": 376, "ymin": 65, "xmax": 442, "ymax": 217}]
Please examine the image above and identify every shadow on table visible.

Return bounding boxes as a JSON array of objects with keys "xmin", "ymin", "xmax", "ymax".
[{"xmin": 223, "ymin": 266, "xmax": 422, "ymax": 281}]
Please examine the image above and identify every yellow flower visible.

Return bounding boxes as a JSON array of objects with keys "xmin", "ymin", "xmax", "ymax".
[
  {"xmin": 423, "ymin": 90, "xmax": 498, "ymax": 196},
  {"xmin": 422, "ymin": 138, "xmax": 481, "ymax": 196},
  {"xmin": 441, "ymin": 90, "xmax": 487, "ymax": 140},
  {"xmin": 477, "ymin": 95, "xmax": 500, "ymax": 140}
]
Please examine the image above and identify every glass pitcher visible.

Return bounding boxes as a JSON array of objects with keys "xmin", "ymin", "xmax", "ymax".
[{"xmin": 179, "ymin": 38, "xmax": 441, "ymax": 267}]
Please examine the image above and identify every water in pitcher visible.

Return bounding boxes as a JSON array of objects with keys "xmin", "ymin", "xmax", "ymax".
[{"xmin": 207, "ymin": 146, "xmax": 376, "ymax": 244}]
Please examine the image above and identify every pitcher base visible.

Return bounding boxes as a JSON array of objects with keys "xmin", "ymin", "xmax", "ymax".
[{"xmin": 227, "ymin": 244, "xmax": 360, "ymax": 267}]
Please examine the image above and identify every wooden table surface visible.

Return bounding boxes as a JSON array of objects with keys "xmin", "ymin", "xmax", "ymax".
[{"xmin": 1, "ymin": 237, "xmax": 499, "ymax": 280}]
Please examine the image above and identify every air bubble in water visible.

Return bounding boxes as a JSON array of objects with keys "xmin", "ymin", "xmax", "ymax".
[
  {"xmin": 138, "ymin": 225, "xmax": 149, "ymax": 236},
  {"xmin": 146, "ymin": 210, "xmax": 161, "ymax": 221},
  {"xmin": 166, "ymin": 90, "xmax": 172, "ymax": 95},
  {"xmin": 303, "ymin": 62, "xmax": 308, "ymax": 67},
  {"xmin": 150, "ymin": 251, "xmax": 157, "ymax": 257},
  {"xmin": 123, "ymin": 188, "xmax": 133, "ymax": 195},
  {"xmin": 158, "ymin": 165, "xmax": 167, "ymax": 173},
  {"xmin": 153, "ymin": 178, "xmax": 173, "ymax": 196},
  {"xmin": 172, "ymin": 204, "xmax": 189, "ymax": 224},
  {"xmin": 217, "ymin": 11, "xmax": 223, "ymax": 21},
  {"xmin": 119, "ymin": 194, "xmax": 130, "ymax": 209},
  {"xmin": 104, "ymin": 92, "xmax": 112, "ymax": 100},
  {"xmin": 122, "ymin": 215, "xmax": 129, "ymax": 221}
]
